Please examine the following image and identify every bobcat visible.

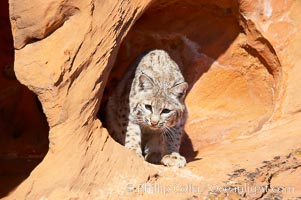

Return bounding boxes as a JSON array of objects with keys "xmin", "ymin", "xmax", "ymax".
[{"xmin": 106, "ymin": 49, "xmax": 188, "ymax": 167}]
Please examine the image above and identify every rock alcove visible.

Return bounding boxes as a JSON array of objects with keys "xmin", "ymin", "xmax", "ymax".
[
  {"xmin": 0, "ymin": 0, "xmax": 49, "ymax": 197},
  {"xmin": 5, "ymin": 0, "xmax": 301, "ymax": 199},
  {"xmin": 100, "ymin": 0, "xmax": 277, "ymax": 160}
]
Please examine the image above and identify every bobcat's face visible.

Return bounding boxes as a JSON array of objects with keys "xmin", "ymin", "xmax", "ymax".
[
  {"xmin": 134, "ymin": 74, "xmax": 187, "ymax": 130},
  {"xmin": 139, "ymin": 98, "xmax": 179, "ymax": 130}
]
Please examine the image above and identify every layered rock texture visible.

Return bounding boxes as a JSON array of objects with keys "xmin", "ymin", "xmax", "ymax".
[
  {"xmin": 0, "ymin": 0, "xmax": 49, "ymax": 197},
  {"xmin": 1, "ymin": 0, "xmax": 301, "ymax": 199}
]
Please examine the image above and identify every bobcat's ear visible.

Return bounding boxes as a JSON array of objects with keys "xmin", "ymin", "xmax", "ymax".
[
  {"xmin": 138, "ymin": 74, "xmax": 154, "ymax": 91},
  {"xmin": 170, "ymin": 82, "xmax": 188, "ymax": 100}
]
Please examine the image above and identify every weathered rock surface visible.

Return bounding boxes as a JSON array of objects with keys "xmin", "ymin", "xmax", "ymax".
[
  {"xmin": 3, "ymin": 0, "xmax": 301, "ymax": 199},
  {"xmin": 0, "ymin": 0, "xmax": 49, "ymax": 197}
]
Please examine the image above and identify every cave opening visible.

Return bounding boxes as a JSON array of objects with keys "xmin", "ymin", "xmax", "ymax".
[
  {"xmin": 98, "ymin": 0, "xmax": 277, "ymax": 164},
  {"xmin": 0, "ymin": 0, "xmax": 49, "ymax": 197}
]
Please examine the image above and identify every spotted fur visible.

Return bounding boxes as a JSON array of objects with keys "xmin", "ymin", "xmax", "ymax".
[{"xmin": 106, "ymin": 49, "xmax": 188, "ymax": 167}]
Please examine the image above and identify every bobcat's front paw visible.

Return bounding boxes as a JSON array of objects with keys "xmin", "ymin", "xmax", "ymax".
[{"xmin": 161, "ymin": 152, "xmax": 186, "ymax": 168}]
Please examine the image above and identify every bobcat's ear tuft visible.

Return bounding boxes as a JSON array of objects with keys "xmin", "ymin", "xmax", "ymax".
[
  {"xmin": 138, "ymin": 74, "xmax": 154, "ymax": 91},
  {"xmin": 170, "ymin": 82, "xmax": 188, "ymax": 100}
]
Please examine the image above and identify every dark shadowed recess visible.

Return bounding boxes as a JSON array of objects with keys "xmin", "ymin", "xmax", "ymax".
[
  {"xmin": 98, "ymin": 0, "xmax": 241, "ymax": 163},
  {"xmin": 0, "ymin": 1, "xmax": 49, "ymax": 197}
]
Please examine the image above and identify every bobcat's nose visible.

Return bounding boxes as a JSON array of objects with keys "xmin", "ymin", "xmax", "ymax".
[
  {"xmin": 150, "ymin": 115, "xmax": 159, "ymax": 127},
  {"xmin": 151, "ymin": 120, "xmax": 158, "ymax": 126}
]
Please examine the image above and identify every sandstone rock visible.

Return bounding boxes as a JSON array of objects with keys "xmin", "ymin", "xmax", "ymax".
[
  {"xmin": 0, "ymin": 0, "xmax": 49, "ymax": 197},
  {"xmin": 2, "ymin": 0, "xmax": 301, "ymax": 199}
]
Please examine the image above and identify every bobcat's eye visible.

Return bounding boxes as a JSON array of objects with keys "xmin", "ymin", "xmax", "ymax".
[
  {"xmin": 161, "ymin": 108, "xmax": 171, "ymax": 114},
  {"xmin": 145, "ymin": 104, "xmax": 152, "ymax": 111}
]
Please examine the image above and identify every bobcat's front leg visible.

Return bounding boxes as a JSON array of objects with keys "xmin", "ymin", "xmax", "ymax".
[
  {"xmin": 161, "ymin": 127, "xmax": 186, "ymax": 168},
  {"xmin": 124, "ymin": 121, "xmax": 143, "ymax": 159}
]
